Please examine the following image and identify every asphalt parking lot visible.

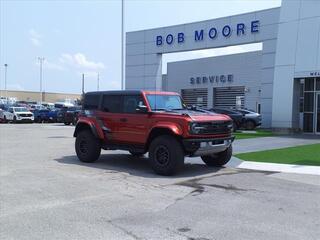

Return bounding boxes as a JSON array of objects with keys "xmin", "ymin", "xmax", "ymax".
[{"xmin": 0, "ymin": 124, "xmax": 320, "ymax": 240}]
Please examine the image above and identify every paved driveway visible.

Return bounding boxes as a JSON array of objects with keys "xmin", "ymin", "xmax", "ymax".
[{"xmin": 1, "ymin": 124, "xmax": 319, "ymax": 240}]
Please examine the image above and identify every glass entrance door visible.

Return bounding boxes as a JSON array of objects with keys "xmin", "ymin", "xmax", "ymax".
[{"xmin": 316, "ymin": 93, "xmax": 320, "ymax": 134}]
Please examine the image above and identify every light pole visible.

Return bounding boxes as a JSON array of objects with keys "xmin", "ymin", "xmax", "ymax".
[
  {"xmin": 97, "ymin": 73, "xmax": 100, "ymax": 91},
  {"xmin": 4, "ymin": 64, "xmax": 8, "ymax": 100},
  {"xmin": 82, "ymin": 73, "xmax": 85, "ymax": 94},
  {"xmin": 38, "ymin": 57, "xmax": 45, "ymax": 102},
  {"xmin": 121, "ymin": 0, "xmax": 125, "ymax": 90}
]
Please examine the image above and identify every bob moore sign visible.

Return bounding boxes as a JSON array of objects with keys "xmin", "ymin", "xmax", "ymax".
[
  {"xmin": 190, "ymin": 74, "xmax": 234, "ymax": 85},
  {"xmin": 156, "ymin": 20, "xmax": 260, "ymax": 46}
]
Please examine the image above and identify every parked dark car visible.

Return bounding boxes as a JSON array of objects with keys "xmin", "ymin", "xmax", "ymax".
[
  {"xmin": 48, "ymin": 108, "xmax": 59, "ymax": 122},
  {"xmin": 57, "ymin": 106, "xmax": 81, "ymax": 125},
  {"xmin": 236, "ymin": 109, "xmax": 262, "ymax": 130},
  {"xmin": 209, "ymin": 107, "xmax": 244, "ymax": 131},
  {"xmin": 33, "ymin": 109, "xmax": 50, "ymax": 123}
]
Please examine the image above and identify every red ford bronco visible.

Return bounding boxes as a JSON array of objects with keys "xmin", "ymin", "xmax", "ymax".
[{"xmin": 74, "ymin": 91, "xmax": 234, "ymax": 175}]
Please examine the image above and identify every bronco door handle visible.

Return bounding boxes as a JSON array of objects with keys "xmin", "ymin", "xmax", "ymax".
[{"xmin": 120, "ymin": 118, "xmax": 127, "ymax": 122}]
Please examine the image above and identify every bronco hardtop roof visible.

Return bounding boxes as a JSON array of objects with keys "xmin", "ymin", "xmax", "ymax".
[
  {"xmin": 85, "ymin": 90, "xmax": 179, "ymax": 96},
  {"xmin": 85, "ymin": 90, "xmax": 141, "ymax": 96}
]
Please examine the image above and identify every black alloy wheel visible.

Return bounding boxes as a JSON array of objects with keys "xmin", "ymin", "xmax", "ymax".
[{"xmin": 154, "ymin": 145, "xmax": 170, "ymax": 166}]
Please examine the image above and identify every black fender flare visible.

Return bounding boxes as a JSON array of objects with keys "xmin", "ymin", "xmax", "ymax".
[{"xmin": 73, "ymin": 122, "xmax": 99, "ymax": 138}]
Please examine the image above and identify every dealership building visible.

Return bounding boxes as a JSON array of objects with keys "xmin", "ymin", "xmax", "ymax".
[{"xmin": 125, "ymin": 0, "xmax": 320, "ymax": 133}]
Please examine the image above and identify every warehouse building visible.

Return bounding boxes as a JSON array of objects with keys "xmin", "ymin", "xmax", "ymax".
[
  {"xmin": 125, "ymin": 0, "xmax": 320, "ymax": 133},
  {"xmin": 0, "ymin": 90, "xmax": 81, "ymax": 103}
]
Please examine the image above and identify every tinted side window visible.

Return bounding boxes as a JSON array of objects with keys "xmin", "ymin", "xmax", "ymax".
[
  {"xmin": 54, "ymin": 104, "xmax": 63, "ymax": 108},
  {"xmin": 84, "ymin": 94, "xmax": 100, "ymax": 110},
  {"xmin": 123, "ymin": 95, "xmax": 144, "ymax": 113},
  {"xmin": 102, "ymin": 95, "xmax": 122, "ymax": 113}
]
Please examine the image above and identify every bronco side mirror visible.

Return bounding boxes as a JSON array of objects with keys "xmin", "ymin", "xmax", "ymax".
[{"xmin": 136, "ymin": 105, "xmax": 148, "ymax": 113}]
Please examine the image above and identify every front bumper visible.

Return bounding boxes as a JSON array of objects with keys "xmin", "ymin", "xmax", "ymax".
[
  {"xmin": 16, "ymin": 117, "xmax": 34, "ymax": 122},
  {"xmin": 183, "ymin": 136, "xmax": 235, "ymax": 157}
]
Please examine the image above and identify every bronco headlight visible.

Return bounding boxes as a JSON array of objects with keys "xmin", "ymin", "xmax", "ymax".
[{"xmin": 189, "ymin": 122, "xmax": 205, "ymax": 134}]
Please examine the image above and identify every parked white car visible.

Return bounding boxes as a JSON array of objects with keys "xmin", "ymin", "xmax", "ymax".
[
  {"xmin": 41, "ymin": 102, "xmax": 54, "ymax": 109},
  {"xmin": 54, "ymin": 101, "xmax": 74, "ymax": 108},
  {"xmin": 0, "ymin": 109, "xmax": 5, "ymax": 123},
  {"xmin": 3, "ymin": 107, "xmax": 34, "ymax": 123}
]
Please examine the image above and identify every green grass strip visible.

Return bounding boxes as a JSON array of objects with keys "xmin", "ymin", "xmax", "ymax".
[
  {"xmin": 234, "ymin": 130, "xmax": 274, "ymax": 140},
  {"xmin": 235, "ymin": 144, "xmax": 320, "ymax": 166}
]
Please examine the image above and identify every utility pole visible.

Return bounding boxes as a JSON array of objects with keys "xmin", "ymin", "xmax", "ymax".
[
  {"xmin": 4, "ymin": 64, "xmax": 8, "ymax": 101},
  {"xmin": 82, "ymin": 73, "xmax": 85, "ymax": 94},
  {"xmin": 97, "ymin": 73, "xmax": 100, "ymax": 91},
  {"xmin": 121, "ymin": 0, "xmax": 125, "ymax": 90},
  {"xmin": 38, "ymin": 57, "xmax": 45, "ymax": 103}
]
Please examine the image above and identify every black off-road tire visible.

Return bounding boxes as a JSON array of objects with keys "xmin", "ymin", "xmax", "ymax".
[
  {"xmin": 3, "ymin": 116, "xmax": 7, "ymax": 123},
  {"xmin": 149, "ymin": 135, "xmax": 184, "ymax": 176},
  {"xmin": 75, "ymin": 130, "xmax": 101, "ymax": 163},
  {"xmin": 201, "ymin": 145, "xmax": 233, "ymax": 167},
  {"xmin": 13, "ymin": 116, "xmax": 17, "ymax": 123}
]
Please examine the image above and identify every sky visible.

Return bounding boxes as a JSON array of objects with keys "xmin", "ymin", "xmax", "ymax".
[{"xmin": 0, "ymin": 0, "xmax": 281, "ymax": 94}]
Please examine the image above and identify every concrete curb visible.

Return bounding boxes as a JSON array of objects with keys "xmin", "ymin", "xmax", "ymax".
[{"xmin": 227, "ymin": 157, "xmax": 320, "ymax": 176}]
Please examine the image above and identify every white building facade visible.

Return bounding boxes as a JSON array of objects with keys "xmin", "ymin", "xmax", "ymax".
[
  {"xmin": 164, "ymin": 51, "xmax": 262, "ymax": 112},
  {"xmin": 125, "ymin": 0, "xmax": 320, "ymax": 133}
]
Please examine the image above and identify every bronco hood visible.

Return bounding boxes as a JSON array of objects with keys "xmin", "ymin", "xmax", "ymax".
[
  {"xmin": 188, "ymin": 114, "xmax": 231, "ymax": 122},
  {"xmin": 165, "ymin": 109, "xmax": 231, "ymax": 122}
]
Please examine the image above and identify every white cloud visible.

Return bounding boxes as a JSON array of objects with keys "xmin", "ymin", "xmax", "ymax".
[
  {"xmin": 59, "ymin": 53, "xmax": 105, "ymax": 71},
  {"xmin": 32, "ymin": 53, "xmax": 105, "ymax": 73},
  {"xmin": 29, "ymin": 29, "xmax": 43, "ymax": 47},
  {"xmin": 45, "ymin": 61, "xmax": 65, "ymax": 71}
]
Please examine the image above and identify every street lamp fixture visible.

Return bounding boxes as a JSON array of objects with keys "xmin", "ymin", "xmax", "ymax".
[
  {"xmin": 38, "ymin": 57, "xmax": 45, "ymax": 102},
  {"xmin": 4, "ymin": 64, "xmax": 8, "ymax": 101}
]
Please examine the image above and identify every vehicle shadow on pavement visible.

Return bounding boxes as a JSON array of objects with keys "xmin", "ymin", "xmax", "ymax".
[{"xmin": 54, "ymin": 154, "xmax": 222, "ymax": 178}]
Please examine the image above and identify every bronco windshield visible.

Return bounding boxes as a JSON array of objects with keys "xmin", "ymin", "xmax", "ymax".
[{"xmin": 146, "ymin": 94, "xmax": 186, "ymax": 111}]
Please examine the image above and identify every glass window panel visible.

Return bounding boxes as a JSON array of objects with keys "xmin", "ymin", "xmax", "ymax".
[
  {"xmin": 304, "ymin": 92, "xmax": 314, "ymax": 112},
  {"xmin": 102, "ymin": 95, "xmax": 122, "ymax": 113},
  {"xmin": 299, "ymin": 83, "xmax": 304, "ymax": 97},
  {"xmin": 317, "ymin": 94, "xmax": 320, "ymax": 132},
  {"xmin": 304, "ymin": 78, "xmax": 314, "ymax": 91},
  {"xmin": 303, "ymin": 113, "xmax": 314, "ymax": 132},
  {"xmin": 84, "ymin": 94, "xmax": 100, "ymax": 110},
  {"xmin": 316, "ymin": 78, "xmax": 320, "ymax": 91},
  {"xmin": 123, "ymin": 95, "xmax": 144, "ymax": 113}
]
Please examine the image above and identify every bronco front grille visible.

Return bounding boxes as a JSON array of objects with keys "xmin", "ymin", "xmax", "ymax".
[{"xmin": 196, "ymin": 121, "xmax": 232, "ymax": 135}]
